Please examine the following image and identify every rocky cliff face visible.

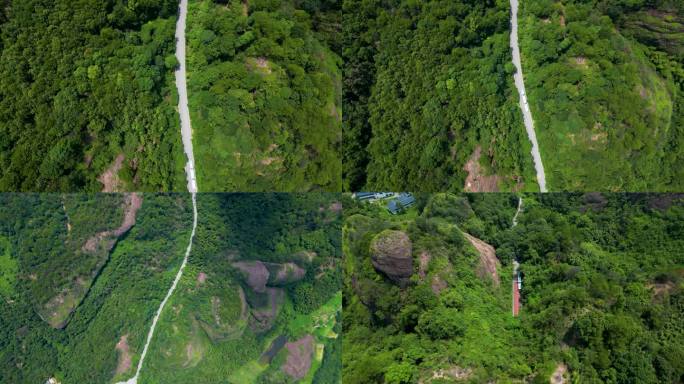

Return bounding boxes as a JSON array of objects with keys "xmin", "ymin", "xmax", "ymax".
[{"xmin": 370, "ymin": 230, "xmax": 413, "ymax": 287}]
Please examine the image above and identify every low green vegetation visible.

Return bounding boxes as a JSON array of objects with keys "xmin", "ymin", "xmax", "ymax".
[
  {"xmin": 186, "ymin": 0, "xmax": 342, "ymax": 191},
  {"xmin": 0, "ymin": 0, "xmax": 186, "ymax": 192},
  {"xmin": 520, "ymin": 0, "xmax": 684, "ymax": 190},
  {"xmin": 343, "ymin": 0, "xmax": 537, "ymax": 192},
  {"xmin": 133, "ymin": 193, "xmax": 342, "ymax": 383},
  {"xmin": 0, "ymin": 236, "xmax": 17, "ymax": 296},
  {"xmin": 343, "ymin": 193, "xmax": 684, "ymax": 383}
]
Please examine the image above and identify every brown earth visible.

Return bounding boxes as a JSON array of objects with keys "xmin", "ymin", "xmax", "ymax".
[
  {"xmin": 420, "ymin": 366, "xmax": 472, "ymax": 383},
  {"xmin": 82, "ymin": 193, "xmax": 142, "ymax": 252},
  {"xmin": 431, "ymin": 275, "xmax": 448, "ymax": 294},
  {"xmin": 463, "ymin": 232, "xmax": 500, "ymax": 287},
  {"xmin": 282, "ymin": 334, "xmax": 314, "ymax": 380},
  {"xmin": 370, "ymin": 230, "xmax": 413, "ymax": 287},
  {"xmin": 463, "ymin": 146, "xmax": 500, "ymax": 192},
  {"xmin": 197, "ymin": 272, "xmax": 207, "ymax": 284},
  {"xmin": 648, "ymin": 282, "xmax": 676, "ymax": 299},
  {"xmin": 233, "ymin": 261, "xmax": 269, "ymax": 293},
  {"xmin": 266, "ymin": 262, "xmax": 306, "ymax": 285},
  {"xmin": 329, "ymin": 201, "xmax": 342, "ymax": 213},
  {"xmin": 550, "ymin": 363, "xmax": 568, "ymax": 384},
  {"xmin": 98, "ymin": 154, "xmax": 125, "ymax": 192},
  {"xmin": 418, "ymin": 251, "xmax": 431, "ymax": 280},
  {"xmin": 115, "ymin": 335, "xmax": 132, "ymax": 374}
]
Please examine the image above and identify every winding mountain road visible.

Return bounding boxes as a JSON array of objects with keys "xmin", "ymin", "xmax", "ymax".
[
  {"xmin": 510, "ymin": 0, "xmax": 547, "ymax": 192},
  {"xmin": 116, "ymin": 1, "xmax": 198, "ymax": 382}
]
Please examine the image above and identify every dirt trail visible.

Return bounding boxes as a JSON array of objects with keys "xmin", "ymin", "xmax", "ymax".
[
  {"xmin": 82, "ymin": 193, "xmax": 143, "ymax": 252},
  {"xmin": 98, "ymin": 154, "xmax": 125, "ymax": 192},
  {"xmin": 115, "ymin": 335, "xmax": 132, "ymax": 374},
  {"xmin": 462, "ymin": 232, "xmax": 500, "ymax": 287},
  {"xmin": 463, "ymin": 146, "xmax": 500, "ymax": 192}
]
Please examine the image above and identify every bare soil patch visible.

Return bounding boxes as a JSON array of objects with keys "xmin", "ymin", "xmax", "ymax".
[
  {"xmin": 256, "ymin": 57, "xmax": 271, "ymax": 73},
  {"xmin": 463, "ymin": 146, "xmax": 500, "ymax": 192},
  {"xmin": 573, "ymin": 56, "xmax": 588, "ymax": 69},
  {"xmin": 418, "ymin": 251, "xmax": 431, "ymax": 279},
  {"xmin": 431, "ymin": 275, "xmax": 448, "ymax": 294},
  {"xmin": 197, "ymin": 272, "xmax": 207, "ymax": 284},
  {"xmin": 269, "ymin": 262, "xmax": 306, "ymax": 285},
  {"xmin": 551, "ymin": 363, "xmax": 568, "ymax": 384},
  {"xmin": 463, "ymin": 232, "xmax": 500, "ymax": 287},
  {"xmin": 282, "ymin": 334, "xmax": 314, "ymax": 380},
  {"xmin": 329, "ymin": 201, "xmax": 342, "ymax": 213},
  {"xmin": 82, "ymin": 193, "xmax": 143, "ymax": 252},
  {"xmin": 98, "ymin": 154, "xmax": 125, "ymax": 192},
  {"xmin": 115, "ymin": 334, "xmax": 132, "ymax": 374},
  {"xmin": 420, "ymin": 366, "xmax": 472, "ymax": 383}
]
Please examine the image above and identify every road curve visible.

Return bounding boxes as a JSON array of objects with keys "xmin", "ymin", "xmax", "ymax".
[
  {"xmin": 510, "ymin": 0, "xmax": 547, "ymax": 192},
  {"xmin": 115, "ymin": 2, "xmax": 198, "ymax": 382},
  {"xmin": 175, "ymin": 0, "xmax": 198, "ymax": 193}
]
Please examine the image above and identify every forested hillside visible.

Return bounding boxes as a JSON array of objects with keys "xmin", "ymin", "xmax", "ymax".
[
  {"xmin": 0, "ymin": 194, "xmax": 192, "ymax": 383},
  {"xmin": 186, "ymin": 0, "xmax": 342, "ymax": 191},
  {"xmin": 0, "ymin": 0, "xmax": 185, "ymax": 192},
  {"xmin": 343, "ymin": 0, "xmax": 537, "ymax": 192},
  {"xmin": 520, "ymin": 0, "xmax": 684, "ymax": 191},
  {"xmin": 140, "ymin": 193, "xmax": 342, "ymax": 383},
  {"xmin": 0, "ymin": 193, "xmax": 341, "ymax": 383},
  {"xmin": 343, "ymin": 193, "xmax": 684, "ymax": 383}
]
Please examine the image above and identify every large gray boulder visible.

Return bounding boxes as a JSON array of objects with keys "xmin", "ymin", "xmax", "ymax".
[{"xmin": 370, "ymin": 230, "xmax": 413, "ymax": 287}]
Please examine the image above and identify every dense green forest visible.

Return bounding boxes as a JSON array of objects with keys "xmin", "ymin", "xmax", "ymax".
[
  {"xmin": 343, "ymin": 0, "xmax": 537, "ymax": 192},
  {"xmin": 0, "ymin": 0, "xmax": 187, "ymax": 192},
  {"xmin": 0, "ymin": 194, "xmax": 192, "ymax": 383},
  {"xmin": 520, "ymin": 0, "xmax": 684, "ymax": 190},
  {"xmin": 140, "ymin": 193, "xmax": 342, "ymax": 383},
  {"xmin": 0, "ymin": 193, "xmax": 341, "ymax": 383},
  {"xmin": 186, "ymin": 0, "xmax": 342, "ymax": 191},
  {"xmin": 343, "ymin": 193, "xmax": 684, "ymax": 383}
]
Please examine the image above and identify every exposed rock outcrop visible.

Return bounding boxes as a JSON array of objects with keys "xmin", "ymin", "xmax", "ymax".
[
  {"xmin": 370, "ymin": 230, "xmax": 413, "ymax": 287},
  {"xmin": 232, "ymin": 261, "xmax": 269, "ymax": 293},
  {"xmin": 264, "ymin": 262, "xmax": 306, "ymax": 285}
]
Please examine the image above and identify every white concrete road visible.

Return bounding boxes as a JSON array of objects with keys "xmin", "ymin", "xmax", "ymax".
[
  {"xmin": 510, "ymin": 0, "xmax": 548, "ymax": 192},
  {"xmin": 175, "ymin": 0, "xmax": 198, "ymax": 193}
]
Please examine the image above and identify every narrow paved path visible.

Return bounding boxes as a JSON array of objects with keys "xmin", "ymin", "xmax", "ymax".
[
  {"xmin": 510, "ymin": 0, "xmax": 547, "ymax": 192},
  {"xmin": 116, "ymin": 2, "xmax": 198, "ymax": 382}
]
